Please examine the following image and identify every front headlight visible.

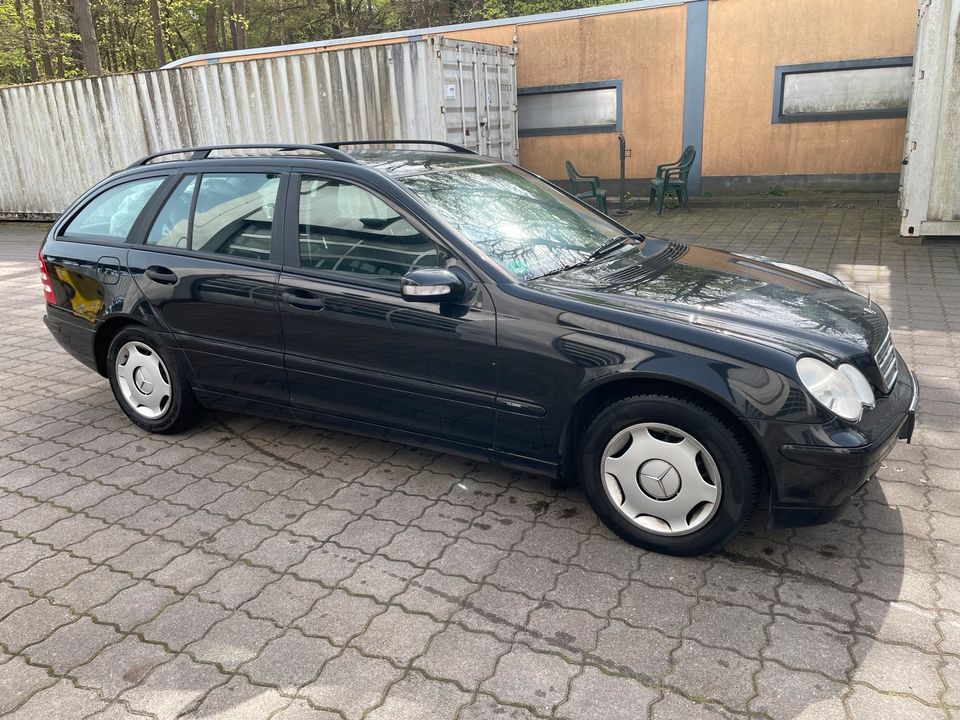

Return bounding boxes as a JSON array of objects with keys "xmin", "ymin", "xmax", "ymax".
[{"xmin": 797, "ymin": 357, "xmax": 875, "ymax": 422}]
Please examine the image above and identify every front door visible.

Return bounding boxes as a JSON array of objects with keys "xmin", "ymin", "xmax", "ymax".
[
  {"xmin": 278, "ymin": 173, "xmax": 498, "ymax": 449},
  {"xmin": 128, "ymin": 170, "xmax": 288, "ymax": 404}
]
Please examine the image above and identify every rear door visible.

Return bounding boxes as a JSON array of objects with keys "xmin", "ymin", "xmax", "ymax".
[
  {"xmin": 278, "ymin": 171, "xmax": 498, "ymax": 448},
  {"xmin": 127, "ymin": 168, "xmax": 289, "ymax": 404}
]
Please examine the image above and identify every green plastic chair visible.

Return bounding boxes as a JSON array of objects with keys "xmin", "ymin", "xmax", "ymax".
[
  {"xmin": 565, "ymin": 160, "xmax": 608, "ymax": 213},
  {"xmin": 649, "ymin": 145, "xmax": 696, "ymax": 214}
]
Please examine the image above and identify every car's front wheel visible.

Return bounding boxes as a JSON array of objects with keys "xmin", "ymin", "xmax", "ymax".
[
  {"xmin": 580, "ymin": 394, "xmax": 760, "ymax": 555},
  {"xmin": 106, "ymin": 326, "xmax": 202, "ymax": 434}
]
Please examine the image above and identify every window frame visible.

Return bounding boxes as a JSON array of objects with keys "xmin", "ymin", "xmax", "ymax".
[
  {"xmin": 56, "ymin": 172, "xmax": 173, "ymax": 246},
  {"xmin": 283, "ymin": 170, "xmax": 459, "ymax": 293},
  {"xmin": 771, "ymin": 56, "xmax": 913, "ymax": 124},
  {"xmin": 517, "ymin": 79, "xmax": 623, "ymax": 137},
  {"xmin": 134, "ymin": 167, "xmax": 289, "ymax": 269}
]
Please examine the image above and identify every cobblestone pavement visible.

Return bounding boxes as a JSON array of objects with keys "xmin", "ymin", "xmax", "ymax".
[{"xmin": 1, "ymin": 206, "xmax": 959, "ymax": 720}]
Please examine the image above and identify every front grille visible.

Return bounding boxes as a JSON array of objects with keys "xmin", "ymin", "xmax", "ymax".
[{"xmin": 874, "ymin": 331, "xmax": 899, "ymax": 393}]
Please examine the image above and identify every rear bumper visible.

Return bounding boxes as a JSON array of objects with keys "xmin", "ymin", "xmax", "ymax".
[
  {"xmin": 43, "ymin": 308, "xmax": 99, "ymax": 373},
  {"xmin": 764, "ymin": 366, "xmax": 918, "ymax": 529}
]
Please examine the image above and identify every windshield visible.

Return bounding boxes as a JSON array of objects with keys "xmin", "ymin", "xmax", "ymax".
[{"xmin": 400, "ymin": 164, "xmax": 625, "ymax": 280}]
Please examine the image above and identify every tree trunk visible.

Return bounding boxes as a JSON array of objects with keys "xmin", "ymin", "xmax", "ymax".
[
  {"xmin": 149, "ymin": 0, "xmax": 165, "ymax": 67},
  {"xmin": 204, "ymin": 0, "xmax": 218, "ymax": 53},
  {"xmin": 32, "ymin": 0, "xmax": 55, "ymax": 77},
  {"xmin": 71, "ymin": 0, "xmax": 102, "ymax": 75},
  {"xmin": 13, "ymin": 0, "xmax": 39, "ymax": 82},
  {"xmin": 53, "ymin": 13, "xmax": 65, "ymax": 77},
  {"xmin": 234, "ymin": 0, "xmax": 246, "ymax": 49},
  {"xmin": 437, "ymin": 0, "xmax": 451, "ymax": 24}
]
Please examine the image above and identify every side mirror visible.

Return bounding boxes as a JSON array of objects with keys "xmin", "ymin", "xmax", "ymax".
[{"xmin": 401, "ymin": 267, "xmax": 469, "ymax": 304}]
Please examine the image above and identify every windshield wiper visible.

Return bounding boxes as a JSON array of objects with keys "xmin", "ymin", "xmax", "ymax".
[{"xmin": 535, "ymin": 233, "xmax": 645, "ymax": 279}]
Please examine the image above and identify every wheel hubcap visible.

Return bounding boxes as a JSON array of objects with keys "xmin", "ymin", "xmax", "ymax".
[
  {"xmin": 115, "ymin": 341, "xmax": 172, "ymax": 420},
  {"xmin": 601, "ymin": 422, "xmax": 721, "ymax": 536}
]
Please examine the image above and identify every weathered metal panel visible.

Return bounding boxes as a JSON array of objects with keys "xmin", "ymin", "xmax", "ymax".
[
  {"xmin": 900, "ymin": 0, "xmax": 960, "ymax": 237},
  {"xmin": 0, "ymin": 37, "xmax": 517, "ymax": 217}
]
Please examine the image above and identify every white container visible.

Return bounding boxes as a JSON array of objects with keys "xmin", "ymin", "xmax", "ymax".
[
  {"xmin": 900, "ymin": 0, "xmax": 960, "ymax": 238},
  {"xmin": 0, "ymin": 36, "xmax": 518, "ymax": 218}
]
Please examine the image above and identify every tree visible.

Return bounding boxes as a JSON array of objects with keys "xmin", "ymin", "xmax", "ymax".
[
  {"xmin": 70, "ymin": 0, "xmax": 101, "ymax": 75},
  {"xmin": 149, "ymin": 0, "xmax": 164, "ymax": 65}
]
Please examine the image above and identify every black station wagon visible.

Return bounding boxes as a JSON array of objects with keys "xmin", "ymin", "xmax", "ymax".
[{"xmin": 39, "ymin": 141, "xmax": 919, "ymax": 555}]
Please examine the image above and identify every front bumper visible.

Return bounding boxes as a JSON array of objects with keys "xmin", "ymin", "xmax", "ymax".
[{"xmin": 764, "ymin": 365, "xmax": 918, "ymax": 529}]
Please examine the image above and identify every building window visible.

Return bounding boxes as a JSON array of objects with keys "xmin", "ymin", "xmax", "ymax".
[
  {"xmin": 772, "ymin": 57, "xmax": 913, "ymax": 124},
  {"xmin": 518, "ymin": 80, "xmax": 622, "ymax": 136}
]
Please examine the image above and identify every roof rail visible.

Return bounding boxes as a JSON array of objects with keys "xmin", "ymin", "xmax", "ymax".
[
  {"xmin": 319, "ymin": 140, "xmax": 478, "ymax": 155},
  {"xmin": 128, "ymin": 143, "xmax": 358, "ymax": 168}
]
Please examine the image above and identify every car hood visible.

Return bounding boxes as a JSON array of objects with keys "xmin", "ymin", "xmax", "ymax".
[{"xmin": 525, "ymin": 238, "xmax": 889, "ymax": 360}]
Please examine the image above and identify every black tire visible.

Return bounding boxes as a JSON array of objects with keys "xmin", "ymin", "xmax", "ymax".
[
  {"xmin": 106, "ymin": 325, "xmax": 203, "ymax": 434},
  {"xmin": 579, "ymin": 393, "xmax": 760, "ymax": 556}
]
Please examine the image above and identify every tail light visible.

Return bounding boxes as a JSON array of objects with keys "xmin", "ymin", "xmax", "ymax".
[{"xmin": 38, "ymin": 248, "xmax": 56, "ymax": 304}]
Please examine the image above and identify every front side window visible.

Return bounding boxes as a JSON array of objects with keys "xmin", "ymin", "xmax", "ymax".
[
  {"xmin": 63, "ymin": 177, "xmax": 165, "ymax": 240},
  {"xmin": 297, "ymin": 177, "xmax": 439, "ymax": 281},
  {"xmin": 400, "ymin": 164, "xmax": 621, "ymax": 280}
]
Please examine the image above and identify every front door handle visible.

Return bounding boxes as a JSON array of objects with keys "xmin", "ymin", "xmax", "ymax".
[
  {"xmin": 145, "ymin": 265, "xmax": 178, "ymax": 285},
  {"xmin": 282, "ymin": 289, "xmax": 325, "ymax": 311}
]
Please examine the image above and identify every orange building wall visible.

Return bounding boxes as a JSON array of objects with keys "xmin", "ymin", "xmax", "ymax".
[
  {"xmin": 702, "ymin": 0, "xmax": 917, "ymax": 179},
  {"xmin": 449, "ymin": 6, "xmax": 687, "ymax": 183}
]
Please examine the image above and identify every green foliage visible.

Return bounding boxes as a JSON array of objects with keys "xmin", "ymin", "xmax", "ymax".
[
  {"xmin": 0, "ymin": 0, "xmax": 621, "ymax": 86},
  {"xmin": 767, "ymin": 185, "xmax": 788, "ymax": 197}
]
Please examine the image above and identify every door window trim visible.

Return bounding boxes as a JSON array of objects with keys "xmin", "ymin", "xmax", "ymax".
[
  {"xmin": 131, "ymin": 168, "xmax": 289, "ymax": 267},
  {"xmin": 283, "ymin": 170, "xmax": 475, "ymax": 292}
]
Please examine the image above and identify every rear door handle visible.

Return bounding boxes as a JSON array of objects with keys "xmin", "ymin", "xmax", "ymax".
[
  {"xmin": 145, "ymin": 265, "xmax": 178, "ymax": 285},
  {"xmin": 282, "ymin": 289, "xmax": 325, "ymax": 311}
]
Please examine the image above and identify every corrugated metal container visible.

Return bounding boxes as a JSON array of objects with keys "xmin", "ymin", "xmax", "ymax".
[
  {"xmin": 0, "ymin": 36, "xmax": 517, "ymax": 219},
  {"xmin": 899, "ymin": 0, "xmax": 960, "ymax": 237}
]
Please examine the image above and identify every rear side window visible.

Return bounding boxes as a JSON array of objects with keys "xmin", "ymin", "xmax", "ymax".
[
  {"xmin": 63, "ymin": 177, "xmax": 165, "ymax": 240},
  {"xmin": 145, "ymin": 173, "xmax": 279, "ymax": 262}
]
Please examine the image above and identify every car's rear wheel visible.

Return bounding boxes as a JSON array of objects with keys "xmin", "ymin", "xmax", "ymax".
[
  {"xmin": 106, "ymin": 326, "xmax": 202, "ymax": 433},
  {"xmin": 579, "ymin": 394, "xmax": 760, "ymax": 555}
]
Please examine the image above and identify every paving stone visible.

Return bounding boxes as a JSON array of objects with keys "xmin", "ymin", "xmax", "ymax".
[
  {"xmin": 589, "ymin": 619, "xmax": 675, "ymax": 682},
  {"xmin": 242, "ymin": 629, "xmax": 338, "ymax": 692},
  {"xmin": 393, "ymin": 569, "xmax": 478, "ymax": 621},
  {"xmin": 338, "ymin": 555, "xmax": 419, "ymax": 602},
  {"xmin": 286, "ymin": 507, "xmax": 356, "ymax": 541},
  {"xmin": 351, "ymin": 605, "xmax": 443, "ymax": 664},
  {"xmin": 149, "ymin": 548, "xmax": 233, "ymax": 593},
  {"xmin": 140, "ymin": 596, "xmax": 231, "ymax": 651},
  {"xmin": 850, "ymin": 640, "xmax": 945, "ymax": 704},
  {"xmin": 429, "ymin": 537, "xmax": 508, "ymax": 582},
  {"xmin": 520, "ymin": 602, "xmax": 604, "ymax": 660},
  {"xmin": 72, "ymin": 634, "xmax": 173, "ymax": 699},
  {"xmin": 0, "ymin": 583, "xmax": 36, "ymax": 620},
  {"xmin": 3, "ymin": 678, "xmax": 105, "ymax": 719},
  {"xmin": 0, "ymin": 599, "xmax": 76, "ymax": 653},
  {"xmin": 120, "ymin": 652, "xmax": 227, "ymax": 719},
  {"xmin": 271, "ymin": 699, "xmax": 341, "ymax": 720},
  {"xmin": 92, "ymin": 582, "xmax": 178, "ymax": 632},
  {"xmin": 186, "ymin": 611, "xmax": 282, "ymax": 671},
  {"xmin": 179, "ymin": 674, "xmax": 288, "ymax": 719},
  {"xmin": 557, "ymin": 665, "xmax": 658, "ymax": 720},
  {"xmin": 487, "ymin": 553, "xmax": 564, "ymax": 598},
  {"xmin": 666, "ymin": 642, "xmax": 760, "ymax": 711},
  {"xmin": 292, "ymin": 545, "xmax": 367, "ymax": 586},
  {"xmin": 613, "ymin": 583, "xmax": 697, "ymax": 635},
  {"xmin": 0, "ymin": 655, "xmax": 58, "ymax": 714},
  {"xmin": 454, "ymin": 585, "xmax": 539, "ymax": 643},
  {"xmin": 47, "ymin": 566, "xmax": 136, "ymax": 613},
  {"xmin": 763, "ymin": 614, "xmax": 853, "ymax": 677},
  {"xmin": 750, "ymin": 664, "xmax": 847, "ymax": 719},
  {"xmin": 300, "ymin": 648, "xmax": 403, "ymax": 720},
  {"xmin": 365, "ymin": 672, "xmax": 471, "ymax": 720},
  {"xmin": 242, "ymin": 575, "xmax": 327, "ymax": 626},
  {"xmin": 380, "ymin": 527, "xmax": 451, "ymax": 565},
  {"xmin": 683, "ymin": 600, "xmax": 768, "ymax": 657},
  {"xmin": 296, "ymin": 588, "xmax": 382, "ymax": 646},
  {"xmin": 545, "ymin": 565, "xmax": 625, "ymax": 614},
  {"xmin": 458, "ymin": 695, "xmax": 540, "ymax": 720},
  {"xmin": 0, "ymin": 540, "xmax": 56, "ymax": 579},
  {"xmin": 415, "ymin": 624, "xmax": 508, "ymax": 689},
  {"xmin": 9, "ymin": 552, "xmax": 94, "ymax": 594},
  {"xmin": 23, "ymin": 616, "xmax": 120, "ymax": 673},
  {"xmin": 846, "ymin": 683, "xmax": 947, "ymax": 720},
  {"xmin": 242, "ymin": 531, "xmax": 318, "ymax": 572},
  {"xmin": 194, "ymin": 563, "xmax": 280, "ymax": 609},
  {"xmin": 650, "ymin": 692, "xmax": 737, "ymax": 719},
  {"xmin": 481, "ymin": 644, "xmax": 578, "ymax": 715}
]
